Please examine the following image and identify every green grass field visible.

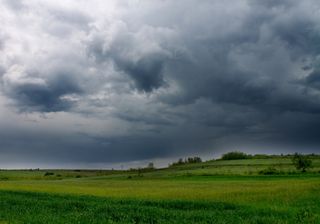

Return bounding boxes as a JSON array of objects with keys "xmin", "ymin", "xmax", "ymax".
[{"xmin": 0, "ymin": 158, "xmax": 319, "ymax": 223}]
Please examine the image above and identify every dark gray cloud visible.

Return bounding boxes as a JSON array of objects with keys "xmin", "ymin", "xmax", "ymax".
[
  {"xmin": 0, "ymin": 0, "xmax": 320, "ymax": 167},
  {"xmin": 305, "ymin": 69, "xmax": 320, "ymax": 90},
  {"xmin": 2, "ymin": 66, "xmax": 84, "ymax": 112},
  {"xmin": 6, "ymin": 75, "xmax": 82, "ymax": 112},
  {"xmin": 86, "ymin": 24, "xmax": 172, "ymax": 92},
  {"xmin": 118, "ymin": 54, "xmax": 166, "ymax": 92}
]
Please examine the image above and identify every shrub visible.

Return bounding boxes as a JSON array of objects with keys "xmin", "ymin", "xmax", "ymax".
[
  {"xmin": 44, "ymin": 172, "xmax": 54, "ymax": 176},
  {"xmin": 259, "ymin": 167, "xmax": 280, "ymax": 175},
  {"xmin": 221, "ymin": 151, "xmax": 251, "ymax": 160}
]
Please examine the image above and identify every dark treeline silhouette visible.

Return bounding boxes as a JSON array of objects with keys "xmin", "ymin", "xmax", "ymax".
[
  {"xmin": 219, "ymin": 151, "xmax": 320, "ymax": 161},
  {"xmin": 220, "ymin": 151, "xmax": 250, "ymax": 160},
  {"xmin": 169, "ymin": 157, "xmax": 202, "ymax": 167}
]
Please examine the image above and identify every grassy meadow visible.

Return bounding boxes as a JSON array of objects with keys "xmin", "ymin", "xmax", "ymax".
[{"xmin": 0, "ymin": 157, "xmax": 319, "ymax": 223}]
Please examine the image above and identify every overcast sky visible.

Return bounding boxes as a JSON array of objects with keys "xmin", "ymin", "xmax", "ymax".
[{"xmin": 0, "ymin": 0, "xmax": 320, "ymax": 168}]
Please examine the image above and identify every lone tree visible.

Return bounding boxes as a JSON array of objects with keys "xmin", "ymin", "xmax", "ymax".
[
  {"xmin": 147, "ymin": 162, "xmax": 155, "ymax": 170},
  {"xmin": 292, "ymin": 153, "xmax": 312, "ymax": 172}
]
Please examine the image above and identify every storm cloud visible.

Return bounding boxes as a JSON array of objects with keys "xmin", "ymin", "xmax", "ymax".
[{"xmin": 0, "ymin": 0, "xmax": 320, "ymax": 168}]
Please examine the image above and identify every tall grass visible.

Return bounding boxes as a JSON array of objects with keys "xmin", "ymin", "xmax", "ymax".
[{"xmin": 0, "ymin": 190, "xmax": 318, "ymax": 224}]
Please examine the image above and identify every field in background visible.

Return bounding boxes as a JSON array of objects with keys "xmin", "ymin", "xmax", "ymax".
[{"xmin": 0, "ymin": 158, "xmax": 319, "ymax": 223}]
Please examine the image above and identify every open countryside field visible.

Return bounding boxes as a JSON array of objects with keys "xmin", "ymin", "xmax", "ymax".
[
  {"xmin": 0, "ymin": 158, "xmax": 320, "ymax": 223},
  {"xmin": 3, "ymin": 0, "xmax": 320, "ymax": 223}
]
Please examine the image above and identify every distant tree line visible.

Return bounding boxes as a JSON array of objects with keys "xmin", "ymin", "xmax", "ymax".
[
  {"xmin": 219, "ymin": 151, "xmax": 320, "ymax": 161},
  {"xmin": 128, "ymin": 162, "xmax": 155, "ymax": 173},
  {"xmin": 169, "ymin": 157, "xmax": 202, "ymax": 167}
]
